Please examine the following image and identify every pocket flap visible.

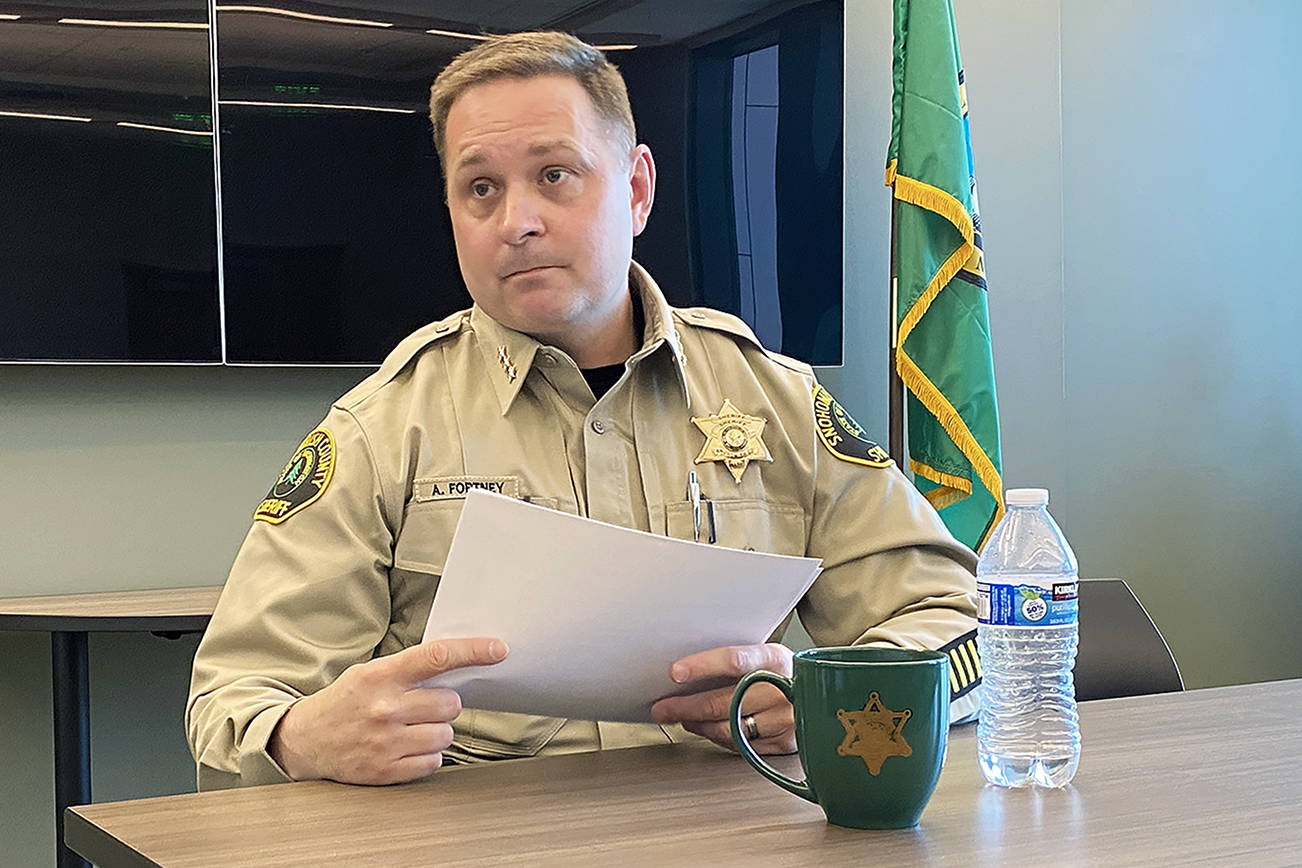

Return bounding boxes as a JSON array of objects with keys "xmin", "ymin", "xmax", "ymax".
[
  {"xmin": 454, "ymin": 708, "xmax": 568, "ymax": 759},
  {"xmin": 663, "ymin": 498, "xmax": 807, "ymax": 556},
  {"xmin": 393, "ymin": 500, "xmax": 462, "ymax": 574}
]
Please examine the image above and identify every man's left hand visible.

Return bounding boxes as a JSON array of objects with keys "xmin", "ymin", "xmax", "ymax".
[{"xmin": 650, "ymin": 643, "xmax": 796, "ymax": 754}]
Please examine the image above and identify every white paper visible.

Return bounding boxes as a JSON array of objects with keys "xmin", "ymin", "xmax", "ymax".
[{"xmin": 421, "ymin": 489, "xmax": 822, "ymax": 722}]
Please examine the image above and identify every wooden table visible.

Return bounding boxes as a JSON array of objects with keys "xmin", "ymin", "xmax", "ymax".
[
  {"xmin": 66, "ymin": 679, "xmax": 1302, "ymax": 866},
  {"xmin": 0, "ymin": 587, "xmax": 222, "ymax": 868}
]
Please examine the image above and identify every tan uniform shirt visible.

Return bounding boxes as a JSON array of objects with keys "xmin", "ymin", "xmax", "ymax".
[{"xmin": 187, "ymin": 263, "xmax": 981, "ymax": 790}]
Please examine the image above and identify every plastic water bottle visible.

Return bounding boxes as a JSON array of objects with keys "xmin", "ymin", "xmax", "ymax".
[{"xmin": 976, "ymin": 487, "xmax": 1080, "ymax": 788}]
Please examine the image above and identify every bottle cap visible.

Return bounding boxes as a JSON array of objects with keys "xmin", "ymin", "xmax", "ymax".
[{"xmin": 1005, "ymin": 488, "xmax": 1049, "ymax": 506}]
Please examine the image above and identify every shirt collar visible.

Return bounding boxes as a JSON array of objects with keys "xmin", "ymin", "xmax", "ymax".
[
  {"xmin": 471, "ymin": 305, "xmax": 540, "ymax": 415},
  {"xmin": 473, "ymin": 260, "xmax": 690, "ymax": 415},
  {"xmin": 628, "ymin": 261, "xmax": 691, "ymax": 406}
]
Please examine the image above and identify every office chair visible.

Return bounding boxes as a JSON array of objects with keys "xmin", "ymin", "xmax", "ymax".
[{"xmin": 1075, "ymin": 578, "xmax": 1184, "ymax": 701}]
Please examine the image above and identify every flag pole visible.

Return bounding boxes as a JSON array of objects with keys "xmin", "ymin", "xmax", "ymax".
[{"xmin": 888, "ymin": 196, "xmax": 905, "ymax": 467}]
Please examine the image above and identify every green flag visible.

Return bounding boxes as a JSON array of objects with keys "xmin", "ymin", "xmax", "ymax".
[{"xmin": 886, "ymin": 0, "xmax": 1003, "ymax": 550}]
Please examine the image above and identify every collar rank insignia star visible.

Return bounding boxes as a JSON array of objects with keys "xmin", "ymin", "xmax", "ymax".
[
  {"xmin": 835, "ymin": 691, "xmax": 913, "ymax": 775},
  {"xmin": 691, "ymin": 398, "xmax": 773, "ymax": 483},
  {"xmin": 496, "ymin": 345, "xmax": 518, "ymax": 383}
]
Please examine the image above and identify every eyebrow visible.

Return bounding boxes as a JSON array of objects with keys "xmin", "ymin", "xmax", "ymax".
[
  {"xmin": 527, "ymin": 139, "xmax": 586, "ymax": 158},
  {"xmin": 452, "ymin": 139, "xmax": 593, "ymax": 174},
  {"xmin": 454, "ymin": 151, "xmax": 488, "ymax": 172}
]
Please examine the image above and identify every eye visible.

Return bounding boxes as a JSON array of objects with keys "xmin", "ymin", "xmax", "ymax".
[
  {"xmin": 542, "ymin": 167, "xmax": 569, "ymax": 185},
  {"xmin": 470, "ymin": 180, "xmax": 494, "ymax": 198}
]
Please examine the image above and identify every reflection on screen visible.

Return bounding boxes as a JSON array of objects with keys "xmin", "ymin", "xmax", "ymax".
[
  {"xmin": 0, "ymin": 4, "xmax": 219, "ymax": 362},
  {"xmin": 0, "ymin": 1, "xmax": 842, "ymax": 365}
]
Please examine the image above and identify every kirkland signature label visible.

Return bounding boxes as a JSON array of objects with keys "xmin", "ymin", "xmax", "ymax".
[{"xmin": 977, "ymin": 580, "xmax": 1078, "ymax": 628}]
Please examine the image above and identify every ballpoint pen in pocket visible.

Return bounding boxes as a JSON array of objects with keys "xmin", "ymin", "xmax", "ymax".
[{"xmin": 686, "ymin": 471, "xmax": 717, "ymax": 544}]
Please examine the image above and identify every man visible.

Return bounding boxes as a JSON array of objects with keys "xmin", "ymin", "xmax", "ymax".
[{"xmin": 186, "ymin": 31, "xmax": 981, "ymax": 790}]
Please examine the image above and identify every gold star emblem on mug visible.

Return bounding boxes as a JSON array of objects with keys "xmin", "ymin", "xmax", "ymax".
[
  {"xmin": 835, "ymin": 692, "xmax": 913, "ymax": 775},
  {"xmin": 691, "ymin": 398, "xmax": 773, "ymax": 483}
]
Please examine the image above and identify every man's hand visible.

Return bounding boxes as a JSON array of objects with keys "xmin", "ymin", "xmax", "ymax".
[
  {"xmin": 650, "ymin": 643, "xmax": 796, "ymax": 755},
  {"xmin": 269, "ymin": 637, "xmax": 507, "ymax": 785}
]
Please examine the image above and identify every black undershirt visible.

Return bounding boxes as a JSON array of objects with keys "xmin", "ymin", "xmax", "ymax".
[
  {"xmin": 578, "ymin": 295, "xmax": 645, "ymax": 401},
  {"xmin": 580, "ymin": 363, "xmax": 626, "ymax": 400}
]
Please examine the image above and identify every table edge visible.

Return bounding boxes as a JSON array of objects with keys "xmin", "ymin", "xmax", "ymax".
[
  {"xmin": 0, "ymin": 614, "xmax": 212, "ymax": 633},
  {"xmin": 61, "ymin": 681, "xmax": 1302, "ymax": 866},
  {"xmin": 65, "ymin": 806, "xmax": 162, "ymax": 868}
]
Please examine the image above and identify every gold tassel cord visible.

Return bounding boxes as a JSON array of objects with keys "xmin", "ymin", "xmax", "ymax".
[
  {"xmin": 896, "ymin": 346, "xmax": 1004, "ymax": 535},
  {"xmin": 910, "ymin": 459, "xmax": 972, "ymax": 496},
  {"xmin": 888, "ymin": 164, "xmax": 1005, "ymax": 549},
  {"xmin": 892, "ymin": 173, "xmax": 975, "ymax": 350},
  {"xmin": 910, "ymin": 458, "xmax": 971, "ymax": 512}
]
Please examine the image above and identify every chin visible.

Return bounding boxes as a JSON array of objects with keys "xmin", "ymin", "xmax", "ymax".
[{"xmin": 502, "ymin": 293, "xmax": 585, "ymax": 337}]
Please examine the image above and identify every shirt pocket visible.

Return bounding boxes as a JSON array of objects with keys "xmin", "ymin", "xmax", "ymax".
[
  {"xmin": 662, "ymin": 498, "xmax": 808, "ymax": 556},
  {"xmin": 383, "ymin": 500, "xmax": 463, "ymax": 652},
  {"xmin": 394, "ymin": 500, "xmax": 462, "ymax": 576},
  {"xmin": 387, "ymin": 495, "xmax": 562, "ymax": 648},
  {"xmin": 393, "ymin": 495, "xmax": 559, "ymax": 574},
  {"xmin": 451, "ymin": 708, "xmax": 568, "ymax": 761},
  {"xmin": 390, "ymin": 499, "xmax": 567, "ymax": 759}
]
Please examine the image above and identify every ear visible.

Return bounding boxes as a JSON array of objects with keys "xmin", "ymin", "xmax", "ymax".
[{"xmin": 628, "ymin": 144, "xmax": 656, "ymax": 237}]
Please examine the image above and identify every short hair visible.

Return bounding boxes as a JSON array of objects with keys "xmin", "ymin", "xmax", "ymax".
[{"xmin": 429, "ymin": 31, "xmax": 636, "ymax": 172}]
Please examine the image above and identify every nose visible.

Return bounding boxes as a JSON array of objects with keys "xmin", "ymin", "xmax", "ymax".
[{"xmin": 498, "ymin": 185, "xmax": 544, "ymax": 245}]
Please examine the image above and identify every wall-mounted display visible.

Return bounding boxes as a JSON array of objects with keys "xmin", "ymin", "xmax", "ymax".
[
  {"xmin": 0, "ymin": 0, "xmax": 219, "ymax": 362},
  {"xmin": 1, "ymin": 0, "xmax": 843, "ymax": 366}
]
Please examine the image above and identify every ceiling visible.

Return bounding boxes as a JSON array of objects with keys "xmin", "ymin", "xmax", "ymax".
[
  {"xmin": 0, "ymin": 0, "xmax": 823, "ymax": 133},
  {"xmin": 0, "ymin": 0, "xmax": 815, "ymax": 91}
]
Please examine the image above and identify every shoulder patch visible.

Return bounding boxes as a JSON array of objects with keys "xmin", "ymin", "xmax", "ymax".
[
  {"xmin": 255, "ymin": 428, "xmax": 336, "ymax": 524},
  {"xmin": 812, "ymin": 384, "xmax": 892, "ymax": 468}
]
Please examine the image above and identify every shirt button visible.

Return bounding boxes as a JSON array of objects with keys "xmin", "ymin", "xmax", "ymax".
[
  {"xmin": 591, "ymin": 419, "xmax": 606, "ymax": 435},
  {"xmin": 538, "ymin": 352, "xmax": 555, "ymax": 366}
]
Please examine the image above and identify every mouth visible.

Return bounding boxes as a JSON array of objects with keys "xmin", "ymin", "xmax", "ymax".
[{"xmin": 502, "ymin": 264, "xmax": 561, "ymax": 280}]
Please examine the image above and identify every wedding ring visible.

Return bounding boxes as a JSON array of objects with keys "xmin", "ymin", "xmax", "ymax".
[{"xmin": 744, "ymin": 715, "xmax": 760, "ymax": 740}]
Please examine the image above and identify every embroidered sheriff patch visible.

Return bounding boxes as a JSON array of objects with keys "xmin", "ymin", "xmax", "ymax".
[
  {"xmin": 836, "ymin": 692, "xmax": 913, "ymax": 775},
  {"xmin": 692, "ymin": 398, "xmax": 773, "ymax": 483},
  {"xmin": 255, "ymin": 428, "xmax": 336, "ymax": 524},
  {"xmin": 813, "ymin": 384, "xmax": 892, "ymax": 468}
]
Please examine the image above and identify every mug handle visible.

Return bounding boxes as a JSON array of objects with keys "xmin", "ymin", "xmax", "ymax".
[{"xmin": 729, "ymin": 669, "xmax": 815, "ymax": 804}]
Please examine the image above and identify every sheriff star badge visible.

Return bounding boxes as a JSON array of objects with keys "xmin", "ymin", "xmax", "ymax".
[{"xmin": 691, "ymin": 399, "xmax": 773, "ymax": 483}]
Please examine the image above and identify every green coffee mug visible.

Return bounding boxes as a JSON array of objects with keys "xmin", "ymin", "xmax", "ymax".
[{"xmin": 730, "ymin": 646, "xmax": 950, "ymax": 829}]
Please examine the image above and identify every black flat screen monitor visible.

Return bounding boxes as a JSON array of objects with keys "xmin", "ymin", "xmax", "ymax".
[
  {"xmin": 1, "ymin": 0, "xmax": 843, "ymax": 366},
  {"xmin": 0, "ymin": 1, "xmax": 219, "ymax": 362}
]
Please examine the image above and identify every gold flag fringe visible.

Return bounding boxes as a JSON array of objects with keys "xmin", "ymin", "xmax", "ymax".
[
  {"xmin": 911, "ymin": 458, "xmax": 971, "ymax": 512},
  {"xmin": 888, "ymin": 164, "xmax": 1005, "ymax": 550},
  {"xmin": 892, "ymin": 174, "xmax": 974, "ymax": 347}
]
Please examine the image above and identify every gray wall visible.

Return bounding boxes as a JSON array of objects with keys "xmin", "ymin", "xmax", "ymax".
[
  {"xmin": 3, "ymin": 0, "xmax": 1301, "ymax": 862},
  {"xmin": 0, "ymin": 367, "xmax": 359, "ymax": 864},
  {"xmin": 1059, "ymin": 0, "xmax": 1302, "ymax": 687}
]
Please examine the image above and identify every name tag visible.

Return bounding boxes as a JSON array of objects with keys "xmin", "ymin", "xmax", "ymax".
[{"xmin": 412, "ymin": 475, "xmax": 520, "ymax": 502}]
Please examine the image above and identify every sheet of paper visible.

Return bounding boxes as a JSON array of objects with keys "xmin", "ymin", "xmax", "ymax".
[{"xmin": 421, "ymin": 489, "xmax": 822, "ymax": 722}]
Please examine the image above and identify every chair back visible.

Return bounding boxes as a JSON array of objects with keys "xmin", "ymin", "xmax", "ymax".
[{"xmin": 1076, "ymin": 578, "xmax": 1183, "ymax": 701}]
